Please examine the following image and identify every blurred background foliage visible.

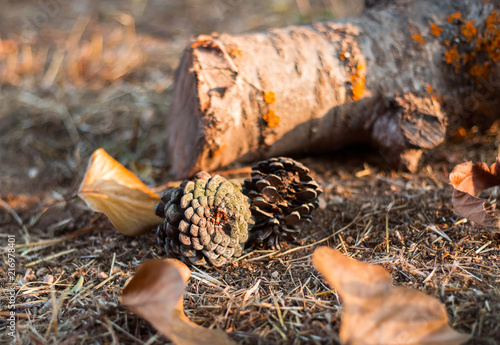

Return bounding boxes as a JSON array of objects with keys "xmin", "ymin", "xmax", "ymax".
[{"xmin": 0, "ymin": 0, "xmax": 362, "ymax": 196}]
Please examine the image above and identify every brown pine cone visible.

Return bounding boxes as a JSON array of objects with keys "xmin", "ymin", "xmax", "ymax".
[
  {"xmin": 242, "ymin": 157, "xmax": 322, "ymax": 249},
  {"xmin": 155, "ymin": 172, "xmax": 253, "ymax": 268}
]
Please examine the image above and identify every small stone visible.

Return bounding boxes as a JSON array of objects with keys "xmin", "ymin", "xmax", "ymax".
[
  {"xmin": 36, "ymin": 267, "xmax": 49, "ymax": 276},
  {"xmin": 111, "ymin": 266, "xmax": 122, "ymax": 275},
  {"xmin": 23, "ymin": 269, "xmax": 36, "ymax": 282},
  {"xmin": 43, "ymin": 275, "xmax": 54, "ymax": 284},
  {"xmin": 97, "ymin": 272, "xmax": 108, "ymax": 279}
]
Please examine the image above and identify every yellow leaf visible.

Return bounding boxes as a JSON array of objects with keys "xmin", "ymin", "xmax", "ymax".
[
  {"xmin": 121, "ymin": 259, "xmax": 237, "ymax": 345},
  {"xmin": 313, "ymin": 247, "xmax": 471, "ymax": 345},
  {"xmin": 78, "ymin": 148, "xmax": 162, "ymax": 236}
]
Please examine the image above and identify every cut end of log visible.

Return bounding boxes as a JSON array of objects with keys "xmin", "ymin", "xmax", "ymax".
[
  {"xmin": 371, "ymin": 93, "xmax": 446, "ymax": 172},
  {"xmin": 168, "ymin": 45, "xmax": 204, "ymax": 178},
  {"xmin": 168, "ymin": 35, "xmax": 263, "ymax": 178}
]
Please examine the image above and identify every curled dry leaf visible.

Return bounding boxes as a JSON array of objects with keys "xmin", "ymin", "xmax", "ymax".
[
  {"xmin": 449, "ymin": 158, "xmax": 500, "ymax": 230},
  {"xmin": 78, "ymin": 148, "xmax": 162, "ymax": 236},
  {"xmin": 312, "ymin": 246, "xmax": 470, "ymax": 345},
  {"xmin": 121, "ymin": 259, "xmax": 237, "ymax": 345}
]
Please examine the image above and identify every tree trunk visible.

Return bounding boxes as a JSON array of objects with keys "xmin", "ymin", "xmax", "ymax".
[{"xmin": 167, "ymin": 0, "xmax": 500, "ymax": 178}]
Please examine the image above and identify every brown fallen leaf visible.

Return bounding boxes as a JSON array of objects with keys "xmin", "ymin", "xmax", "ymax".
[
  {"xmin": 78, "ymin": 148, "xmax": 162, "ymax": 236},
  {"xmin": 312, "ymin": 246, "xmax": 471, "ymax": 345},
  {"xmin": 449, "ymin": 157, "xmax": 500, "ymax": 230},
  {"xmin": 121, "ymin": 259, "xmax": 237, "ymax": 345}
]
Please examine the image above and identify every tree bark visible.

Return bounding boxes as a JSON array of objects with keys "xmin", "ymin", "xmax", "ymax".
[{"xmin": 167, "ymin": 0, "xmax": 500, "ymax": 178}]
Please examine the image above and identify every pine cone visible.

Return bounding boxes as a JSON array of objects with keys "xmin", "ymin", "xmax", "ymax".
[
  {"xmin": 155, "ymin": 172, "xmax": 253, "ymax": 268},
  {"xmin": 242, "ymin": 157, "xmax": 322, "ymax": 249}
]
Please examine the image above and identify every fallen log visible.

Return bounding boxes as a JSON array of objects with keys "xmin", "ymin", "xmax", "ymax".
[{"xmin": 167, "ymin": 0, "xmax": 500, "ymax": 178}]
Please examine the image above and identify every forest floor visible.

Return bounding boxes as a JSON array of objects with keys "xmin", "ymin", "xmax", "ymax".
[{"xmin": 0, "ymin": 1, "xmax": 499, "ymax": 344}]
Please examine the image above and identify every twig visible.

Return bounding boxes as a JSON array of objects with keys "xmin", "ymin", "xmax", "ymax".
[
  {"xmin": 80, "ymin": 274, "xmax": 117, "ymax": 300},
  {"xmin": 0, "ymin": 197, "xmax": 29, "ymax": 237},
  {"xmin": 385, "ymin": 213, "xmax": 390, "ymax": 253},
  {"xmin": 15, "ymin": 214, "xmax": 101, "ymax": 249},
  {"xmin": 273, "ymin": 212, "xmax": 361, "ymax": 258},
  {"xmin": 247, "ymin": 214, "xmax": 361, "ymax": 262},
  {"xmin": 109, "ymin": 252, "xmax": 117, "ymax": 277},
  {"xmin": 26, "ymin": 248, "xmax": 77, "ymax": 267},
  {"xmin": 0, "ymin": 311, "xmax": 30, "ymax": 319},
  {"xmin": 58, "ymin": 306, "xmax": 120, "ymax": 345}
]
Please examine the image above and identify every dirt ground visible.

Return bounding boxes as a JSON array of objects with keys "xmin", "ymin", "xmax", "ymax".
[{"xmin": 0, "ymin": 1, "xmax": 499, "ymax": 344}]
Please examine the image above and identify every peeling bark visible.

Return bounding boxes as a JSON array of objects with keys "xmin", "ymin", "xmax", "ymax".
[{"xmin": 167, "ymin": 0, "xmax": 500, "ymax": 178}]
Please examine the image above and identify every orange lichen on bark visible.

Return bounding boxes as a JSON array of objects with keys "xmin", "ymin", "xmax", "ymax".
[
  {"xmin": 445, "ymin": 9, "xmax": 499, "ymax": 80},
  {"xmin": 470, "ymin": 63, "xmax": 490, "ymax": 79},
  {"xmin": 485, "ymin": 10, "xmax": 500, "ymax": 26},
  {"xmin": 487, "ymin": 36, "xmax": 500, "ymax": 61},
  {"xmin": 210, "ymin": 145, "xmax": 227, "ymax": 157},
  {"xmin": 447, "ymin": 12, "xmax": 462, "ymax": 23},
  {"xmin": 411, "ymin": 33, "xmax": 425, "ymax": 49},
  {"xmin": 484, "ymin": 10, "xmax": 500, "ymax": 61},
  {"xmin": 351, "ymin": 76, "xmax": 366, "ymax": 101},
  {"xmin": 425, "ymin": 83, "xmax": 434, "ymax": 94},
  {"xmin": 462, "ymin": 51, "xmax": 476, "ymax": 63},
  {"xmin": 350, "ymin": 62, "xmax": 366, "ymax": 101},
  {"xmin": 430, "ymin": 23, "xmax": 443, "ymax": 37},
  {"xmin": 190, "ymin": 35, "xmax": 214, "ymax": 48},
  {"xmin": 264, "ymin": 91, "xmax": 276, "ymax": 103},
  {"xmin": 445, "ymin": 47, "xmax": 460, "ymax": 64},
  {"xmin": 228, "ymin": 48, "xmax": 242, "ymax": 58},
  {"xmin": 263, "ymin": 110, "xmax": 280, "ymax": 128},
  {"xmin": 460, "ymin": 20, "xmax": 478, "ymax": 40}
]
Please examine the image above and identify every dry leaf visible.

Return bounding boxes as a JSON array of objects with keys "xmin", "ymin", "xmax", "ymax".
[
  {"xmin": 78, "ymin": 148, "xmax": 162, "ymax": 236},
  {"xmin": 312, "ymin": 247, "xmax": 471, "ymax": 345},
  {"xmin": 121, "ymin": 259, "xmax": 236, "ymax": 345},
  {"xmin": 449, "ymin": 158, "xmax": 500, "ymax": 230}
]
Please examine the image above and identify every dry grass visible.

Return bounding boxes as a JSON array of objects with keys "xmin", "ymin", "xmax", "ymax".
[{"xmin": 0, "ymin": 1, "xmax": 499, "ymax": 345}]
